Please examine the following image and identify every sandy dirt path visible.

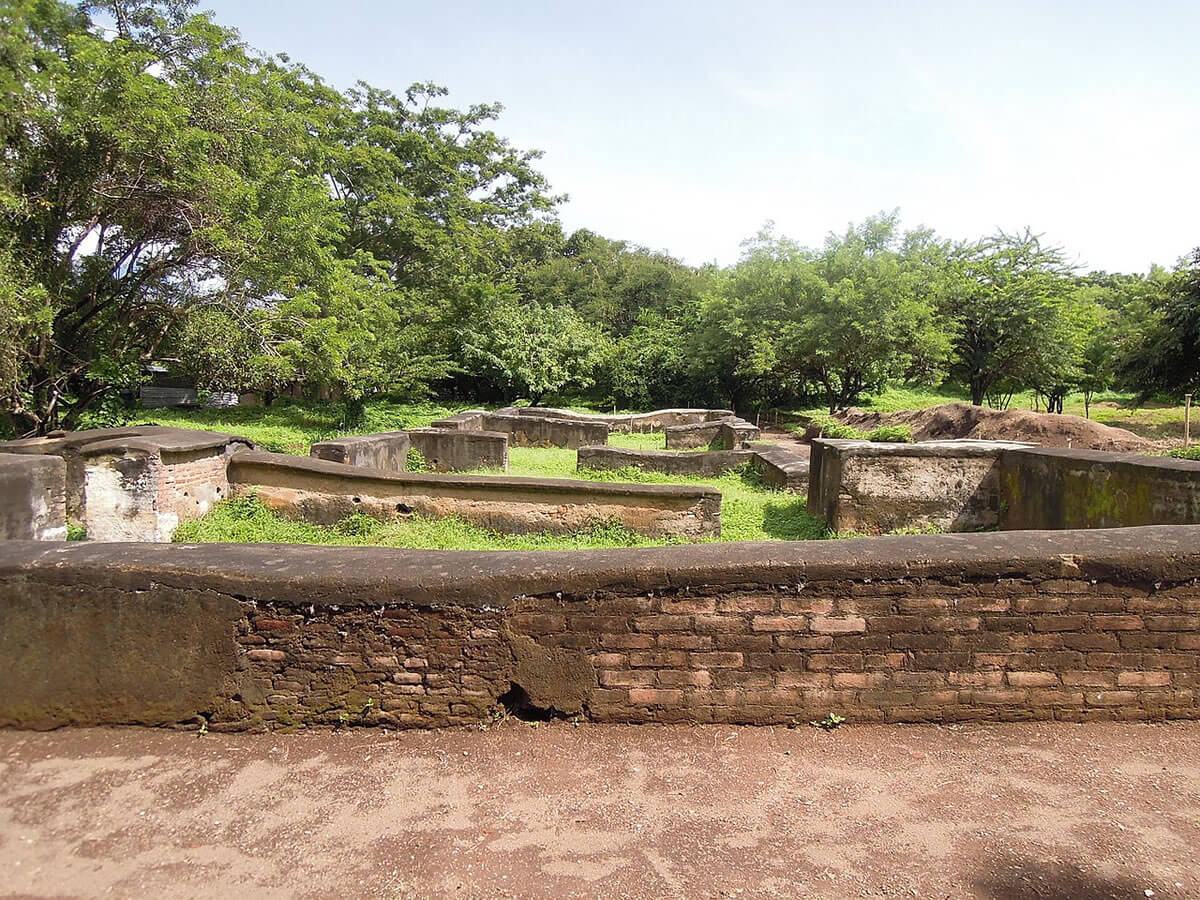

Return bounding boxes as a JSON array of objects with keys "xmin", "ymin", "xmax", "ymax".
[{"xmin": 1, "ymin": 722, "xmax": 1197, "ymax": 898}]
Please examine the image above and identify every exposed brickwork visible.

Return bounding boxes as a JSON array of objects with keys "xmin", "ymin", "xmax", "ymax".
[
  {"xmin": 217, "ymin": 574, "xmax": 1200, "ymax": 730},
  {"xmin": 3, "ymin": 532, "xmax": 1199, "ymax": 730}
]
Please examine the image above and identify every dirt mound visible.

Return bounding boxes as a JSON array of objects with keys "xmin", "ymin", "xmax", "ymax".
[{"xmin": 837, "ymin": 402, "xmax": 1152, "ymax": 452}]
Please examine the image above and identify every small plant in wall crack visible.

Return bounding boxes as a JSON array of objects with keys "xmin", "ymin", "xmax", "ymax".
[{"xmin": 809, "ymin": 712, "xmax": 846, "ymax": 731}]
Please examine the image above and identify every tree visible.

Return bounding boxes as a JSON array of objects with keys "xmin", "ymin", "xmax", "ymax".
[
  {"xmin": 940, "ymin": 230, "xmax": 1076, "ymax": 406},
  {"xmin": 0, "ymin": 0, "xmax": 560, "ymax": 434},
  {"xmin": 1117, "ymin": 249, "xmax": 1200, "ymax": 400},
  {"xmin": 456, "ymin": 285, "xmax": 609, "ymax": 405}
]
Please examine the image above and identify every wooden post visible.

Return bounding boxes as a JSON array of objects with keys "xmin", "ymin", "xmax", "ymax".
[{"xmin": 1185, "ymin": 393, "xmax": 1193, "ymax": 449}]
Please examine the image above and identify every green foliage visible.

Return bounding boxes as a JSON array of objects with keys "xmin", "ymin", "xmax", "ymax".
[
  {"xmin": 405, "ymin": 447, "xmax": 428, "ymax": 472},
  {"xmin": 1166, "ymin": 447, "xmax": 1200, "ymax": 460},
  {"xmin": 456, "ymin": 284, "xmax": 610, "ymax": 404},
  {"xmin": 66, "ymin": 521, "xmax": 87, "ymax": 541},
  {"xmin": 1117, "ymin": 250, "xmax": 1200, "ymax": 399},
  {"xmin": 809, "ymin": 712, "xmax": 846, "ymax": 730},
  {"xmin": 866, "ymin": 425, "xmax": 913, "ymax": 443}
]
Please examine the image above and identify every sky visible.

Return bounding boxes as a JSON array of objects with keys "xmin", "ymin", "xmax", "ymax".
[{"xmin": 201, "ymin": 0, "xmax": 1200, "ymax": 274}]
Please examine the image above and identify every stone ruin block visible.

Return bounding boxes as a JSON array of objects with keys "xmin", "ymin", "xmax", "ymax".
[
  {"xmin": 80, "ymin": 431, "xmax": 249, "ymax": 541},
  {"xmin": 405, "ymin": 428, "xmax": 508, "ymax": 472},
  {"xmin": 0, "ymin": 454, "xmax": 67, "ymax": 540},
  {"xmin": 807, "ymin": 438, "xmax": 1035, "ymax": 534},
  {"xmin": 311, "ymin": 431, "xmax": 411, "ymax": 471}
]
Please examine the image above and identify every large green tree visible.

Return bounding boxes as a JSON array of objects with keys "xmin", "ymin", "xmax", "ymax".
[
  {"xmin": 0, "ymin": 0, "xmax": 559, "ymax": 435},
  {"xmin": 940, "ymin": 230, "xmax": 1076, "ymax": 407}
]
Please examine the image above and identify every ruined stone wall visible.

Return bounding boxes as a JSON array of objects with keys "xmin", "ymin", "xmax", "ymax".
[
  {"xmin": 1, "ymin": 528, "xmax": 1197, "ymax": 730},
  {"xmin": 229, "ymin": 450, "xmax": 721, "ymax": 538},
  {"xmin": 808, "ymin": 439, "xmax": 1034, "ymax": 534},
  {"xmin": 0, "ymin": 455, "xmax": 66, "ymax": 541},
  {"xmin": 310, "ymin": 431, "xmax": 411, "ymax": 472},
  {"xmin": 405, "ymin": 428, "xmax": 509, "ymax": 472},
  {"xmin": 480, "ymin": 413, "xmax": 610, "ymax": 449},
  {"xmin": 577, "ymin": 446, "xmax": 757, "ymax": 477},
  {"xmin": 1000, "ymin": 447, "xmax": 1200, "ymax": 530}
]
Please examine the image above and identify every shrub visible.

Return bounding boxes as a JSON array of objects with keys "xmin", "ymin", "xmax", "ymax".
[
  {"xmin": 866, "ymin": 425, "xmax": 913, "ymax": 443},
  {"xmin": 406, "ymin": 448, "xmax": 428, "ymax": 472},
  {"xmin": 1166, "ymin": 447, "xmax": 1200, "ymax": 460}
]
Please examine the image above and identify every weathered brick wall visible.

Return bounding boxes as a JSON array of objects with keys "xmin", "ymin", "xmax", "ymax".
[
  {"xmin": 159, "ymin": 449, "xmax": 232, "ymax": 522},
  {"xmin": 1, "ymin": 529, "xmax": 1198, "ymax": 730}
]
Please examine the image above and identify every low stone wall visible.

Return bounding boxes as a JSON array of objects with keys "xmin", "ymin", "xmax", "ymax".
[
  {"xmin": 0, "ymin": 455, "xmax": 66, "ymax": 541},
  {"xmin": 808, "ymin": 439, "xmax": 1200, "ymax": 535},
  {"xmin": 2, "ymin": 526, "xmax": 1198, "ymax": 730},
  {"xmin": 808, "ymin": 439, "xmax": 1036, "ymax": 534},
  {"xmin": 481, "ymin": 413, "xmax": 610, "ymax": 449},
  {"xmin": 406, "ymin": 428, "xmax": 508, "ymax": 472},
  {"xmin": 512, "ymin": 407, "xmax": 735, "ymax": 433},
  {"xmin": 228, "ymin": 450, "xmax": 721, "ymax": 538},
  {"xmin": 0, "ymin": 427, "xmax": 250, "ymax": 540},
  {"xmin": 429, "ymin": 410, "xmax": 488, "ymax": 431},
  {"xmin": 577, "ymin": 445, "xmax": 757, "ymax": 477},
  {"xmin": 1000, "ymin": 447, "xmax": 1200, "ymax": 530},
  {"xmin": 311, "ymin": 431, "xmax": 411, "ymax": 471}
]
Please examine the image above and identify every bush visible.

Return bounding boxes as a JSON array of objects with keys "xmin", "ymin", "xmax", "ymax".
[
  {"xmin": 1166, "ymin": 447, "xmax": 1200, "ymax": 460},
  {"xmin": 406, "ymin": 447, "xmax": 428, "ymax": 472}
]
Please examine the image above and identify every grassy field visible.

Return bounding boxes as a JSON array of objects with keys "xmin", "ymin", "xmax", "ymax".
[{"xmin": 167, "ymin": 408, "xmax": 827, "ymax": 549}]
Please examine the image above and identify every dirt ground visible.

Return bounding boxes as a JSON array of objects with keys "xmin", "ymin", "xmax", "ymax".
[
  {"xmin": 836, "ymin": 403, "xmax": 1153, "ymax": 452},
  {"xmin": 2, "ymin": 722, "xmax": 1198, "ymax": 899}
]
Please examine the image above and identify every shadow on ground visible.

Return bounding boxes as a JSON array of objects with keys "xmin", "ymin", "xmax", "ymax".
[{"xmin": 972, "ymin": 852, "xmax": 1167, "ymax": 900}]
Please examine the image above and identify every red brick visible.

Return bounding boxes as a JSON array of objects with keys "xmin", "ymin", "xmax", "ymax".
[
  {"xmin": 1092, "ymin": 615, "xmax": 1144, "ymax": 631},
  {"xmin": 718, "ymin": 595, "xmax": 776, "ymax": 613},
  {"xmin": 780, "ymin": 597, "xmax": 835, "ymax": 615},
  {"xmin": 657, "ymin": 634, "xmax": 712, "ymax": 650},
  {"xmin": 1062, "ymin": 671, "xmax": 1115, "ymax": 687},
  {"xmin": 1007, "ymin": 671, "xmax": 1059, "ymax": 687},
  {"xmin": 811, "ymin": 615, "xmax": 867, "ymax": 634},
  {"xmin": 751, "ymin": 616, "xmax": 809, "ymax": 632},
  {"xmin": 659, "ymin": 598, "xmax": 717, "ymax": 614},
  {"xmin": 1085, "ymin": 690, "xmax": 1139, "ymax": 707},
  {"xmin": 1032, "ymin": 615, "xmax": 1089, "ymax": 632},
  {"xmin": 1146, "ymin": 616, "xmax": 1200, "ymax": 631},
  {"xmin": 567, "ymin": 615, "xmax": 627, "ymax": 632},
  {"xmin": 776, "ymin": 635, "xmax": 834, "ymax": 650},
  {"xmin": 628, "ymin": 688, "xmax": 683, "ymax": 706},
  {"xmin": 629, "ymin": 651, "xmax": 688, "ymax": 668},
  {"xmin": 599, "ymin": 669, "xmax": 655, "ymax": 688},
  {"xmin": 777, "ymin": 672, "xmax": 831, "ymax": 689},
  {"xmin": 246, "ymin": 649, "xmax": 285, "ymax": 662},
  {"xmin": 694, "ymin": 615, "xmax": 747, "ymax": 633},
  {"xmin": 600, "ymin": 633, "xmax": 655, "ymax": 649},
  {"xmin": 634, "ymin": 615, "xmax": 692, "ymax": 632},
  {"xmin": 656, "ymin": 669, "xmax": 711, "ymax": 687},
  {"xmin": 1117, "ymin": 671, "xmax": 1171, "ymax": 687},
  {"xmin": 1015, "ymin": 597, "xmax": 1069, "ymax": 613},
  {"xmin": 691, "ymin": 651, "xmax": 744, "ymax": 668}
]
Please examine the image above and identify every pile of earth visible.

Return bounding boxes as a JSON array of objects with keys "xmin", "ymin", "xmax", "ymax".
[{"xmin": 833, "ymin": 402, "xmax": 1151, "ymax": 452}]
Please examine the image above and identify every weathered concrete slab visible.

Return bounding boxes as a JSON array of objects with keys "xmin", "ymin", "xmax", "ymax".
[
  {"xmin": 749, "ymin": 446, "xmax": 809, "ymax": 492},
  {"xmin": 1000, "ymin": 446, "xmax": 1200, "ymax": 530},
  {"xmin": 0, "ymin": 454, "xmax": 66, "ymax": 540}
]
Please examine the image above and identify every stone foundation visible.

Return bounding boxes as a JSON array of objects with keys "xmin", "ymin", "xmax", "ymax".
[
  {"xmin": 229, "ymin": 450, "xmax": 721, "ymax": 538},
  {"xmin": 808, "ymin": 439, "xmax": 1035, "ymax": 534},
  {"xmin": 82, "ymin": 434, "xmax": 244, "ymax": 542},
  {"xmin": 2, "ymin": 526, "xmax": 1198, "ymax": 730},
  {"xmin": 405, "ymin": 428, "xmax": 509, "ymax": 472},
  {"xmin": 577, "ymin": 446, "xmax": 757, "ymax": 477},
  {"xmin": 0, "ymin": 455, "xmax": 66, "ymax": 541}
]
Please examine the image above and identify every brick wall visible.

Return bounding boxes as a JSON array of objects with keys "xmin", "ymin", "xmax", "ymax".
[{"xmin": 2, "ymin": 529, "xmax": 1198, "ymax": 730}]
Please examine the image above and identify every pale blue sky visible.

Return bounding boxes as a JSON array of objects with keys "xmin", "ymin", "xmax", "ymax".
[{"xmin": 203, "ymin": 1, "xmax": 1199, "ymax": 273}]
